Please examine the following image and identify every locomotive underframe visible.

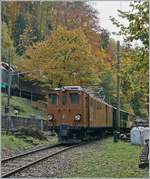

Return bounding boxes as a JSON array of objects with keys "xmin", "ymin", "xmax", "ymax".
[{"xmin": 49, "ymin": 124, "xmax": 113, "ymax": 144}]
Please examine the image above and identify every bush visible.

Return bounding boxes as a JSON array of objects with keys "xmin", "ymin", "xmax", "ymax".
[{"xmin": 19, "ymin": 127, "xmax": 47, "ymax": 140}]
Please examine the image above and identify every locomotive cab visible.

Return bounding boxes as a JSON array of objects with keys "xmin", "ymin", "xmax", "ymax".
[{"xmin": 47, "ymin": 86, "xmax": 86, "ymax": 143}]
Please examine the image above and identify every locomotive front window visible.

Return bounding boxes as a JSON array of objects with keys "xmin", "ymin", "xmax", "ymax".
[
  {"xmin": 62, "ymin": 95, "xmax": 67, "ymax": 105},
  {"xmin": 70, "ymin": 93, "xmax": 79, "ymax": 104},
  {"xmin": 50, "ymin": 94, "xmax": 58, "ymax": 105}
]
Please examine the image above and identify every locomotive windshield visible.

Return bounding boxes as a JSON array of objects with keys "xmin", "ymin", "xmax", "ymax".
[
  {"xmin": 62, "ymin": 95, "xmax": 67, "ymax": 105},
  {"xmin": 50, "ymin": 94, "xmax": 58, "ymax": 105},
  {"xmin": 70, "ymin": 93, "xmax": 79, "ymax": 104}
]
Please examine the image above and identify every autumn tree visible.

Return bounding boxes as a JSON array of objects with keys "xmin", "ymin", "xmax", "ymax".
[
  {"xmin": 37, "ymin": 1, "xmax": 101, "ymax": 55},
  {"xmin": 15, "ymin": 27, "xmax": 100, "ymax": 88},
  {"xmin": 2, "ymin": 1, "xmax": 103, "ymax": 57},
  {"xmin": 2, "ymin": 22, "xmax": 16, "ymax": 63}
]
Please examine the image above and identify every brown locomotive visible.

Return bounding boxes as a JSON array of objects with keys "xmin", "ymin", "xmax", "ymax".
[{"xmin": 47, "ymin": 86, "xmax": 135, "ymax": 143}]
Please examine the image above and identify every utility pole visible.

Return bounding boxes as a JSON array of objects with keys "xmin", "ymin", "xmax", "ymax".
[
  {"xmin": 114, "ymin": 40, "xmax": 121, "ymax": 142},
  {"xmin": 116, "ymin": 40, "xmax": 120, "ymax": 132},
  {"xmin": 18, "ymin": 73, "xmax": 22, "ymax": 97},
  {"xmin": 7, "ymin": 59, "xmax": 11, "ymax": 111},
  {"xmin": 7, "ymin": 53, "xmax": 13, "ymax": 132}
]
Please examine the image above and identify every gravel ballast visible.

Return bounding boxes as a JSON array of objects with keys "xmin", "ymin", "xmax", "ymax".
[{"xmin": 8, "ymin": 142, "xmax": 99, "ymax": 178}]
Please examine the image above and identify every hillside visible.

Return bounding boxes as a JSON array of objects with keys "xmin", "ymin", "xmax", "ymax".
[{"xmin": 1, "ymin": 93, "xmax": 47, "ymax": 118}]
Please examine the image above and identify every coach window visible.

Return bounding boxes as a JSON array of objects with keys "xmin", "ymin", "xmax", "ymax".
[
  {"xmin": 50, "ymin": 94, "xmax": 58, "ymax": 105},
  {"xmin": 70, "ymin": 93, "xmax": 79, "ymax": 104},
  {"xmin": 62, "ymin": 95, "xmax": 67, "ymax": 105}
]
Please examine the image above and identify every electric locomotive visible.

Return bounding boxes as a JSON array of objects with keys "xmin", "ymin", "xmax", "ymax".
[{"xmin": 47, "ymin": 86, "xmax": 135, "ymax": 143}]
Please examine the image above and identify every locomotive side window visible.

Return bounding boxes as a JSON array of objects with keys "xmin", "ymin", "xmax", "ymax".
[
  {"xmin": 97, "ymin": 102, "xmax": 99, "ymax": 110},
  {"xmin": 50, "ymin": 94, "xmax": 58, "ymax": 105},
  {"xmin": 99, "ymin": 104, "xmax": 101, "ymax": 110},
  {"xmin": 62, "ymin": 95, "xmax": 67, "ymax": 105},
  {"xmin": 70, "ymin": 93, "xmax": 79, "ymax": 104}
]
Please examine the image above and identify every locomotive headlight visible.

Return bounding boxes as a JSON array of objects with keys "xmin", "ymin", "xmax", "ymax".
[
  {"xmin": 74, "ymin": 114, "xmax": 81, "ymax": 121},
  {"xmin": 48, "ymin": 114, "xmax": 53, "ymax": 120}
]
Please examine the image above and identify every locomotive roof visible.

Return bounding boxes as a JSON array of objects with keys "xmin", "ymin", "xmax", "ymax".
[
  {"xmin": 50, "ymin": 86, "xmax": 113, "ymax": 107},
  {"xmin": 49, "ymin": 86, "xmax": 135, "ymax": 115},
  {"xmin": 53, "ymin": 86, "xmax": 83, "ymax": 91}
]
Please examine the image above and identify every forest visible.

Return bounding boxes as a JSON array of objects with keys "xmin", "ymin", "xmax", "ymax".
[{"xmin": 1, "ymin": 1, "xmax": 148, "ymax": 117}]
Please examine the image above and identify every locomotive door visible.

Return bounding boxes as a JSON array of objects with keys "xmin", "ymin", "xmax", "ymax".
[
  {"xmin": 61, "ymin": 92, "xmax": 70, "ymax": 125},
  {"xmin": 106, "ymin": 105, "xmax": 108, "ymax": 126}
]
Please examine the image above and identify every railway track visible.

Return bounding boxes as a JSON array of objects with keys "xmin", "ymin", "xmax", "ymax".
[
  {"xmin": 1, "ymin": 143, "xmax": 77, "ymax": 178},
  {"xmin": 139, "ymin": 140, "xmax": 149, "ymax": 169}
]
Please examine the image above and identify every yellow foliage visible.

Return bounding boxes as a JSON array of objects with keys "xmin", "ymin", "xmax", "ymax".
[{"xmin": 15, "ymin": 26, "xmax": 100, "ymax": 88}]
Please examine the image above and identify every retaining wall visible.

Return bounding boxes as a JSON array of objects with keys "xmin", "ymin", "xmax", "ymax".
[{"xmin": 1, "ymin": 115, "xmax": 48, "ymax": 131}]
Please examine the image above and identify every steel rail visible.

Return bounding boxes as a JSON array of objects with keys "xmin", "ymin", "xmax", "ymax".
[
  {"xmin": 1, "ymin": 144, "xmax": 78, "ymax": 178},
  {"xmin": 1, "ymin": 143, "xmax": 61, "ymax": 163}
]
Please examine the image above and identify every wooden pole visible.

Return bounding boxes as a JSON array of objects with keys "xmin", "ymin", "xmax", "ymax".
[{"xmin": 117, "ymin": 40, "xmax": 120, "ymax": 132}]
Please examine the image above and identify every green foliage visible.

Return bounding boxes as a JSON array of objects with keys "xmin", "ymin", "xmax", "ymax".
[
  {"xmin": 120, "ymin": 49, "xmax": 148, "ymax": 116},
  {"xmin": 2, "ymin": 134, "xmax": 32, "ymax": 150},
  {"xmin": 100, "ymin": 29, "xmax": 110, "ymax": 49},
  {"xmin": 131, "ymin": 92, "xmax": 143, "ymax": 116},
  {"xmin": 100, "ymin": 71, "xmax": 116, "ymax": 105},
  {"xmin": 2, "ymin": 134, "xmax": 58, "ymax": 151},
  {"xmin": 12, "ymin": 12, "xmax": 43, "ymax": 55},
  {"xmin": 1, "ymin": 94, "xmax": 45, "ymax": 118},
  {"xmin": 12, "ymin": 14, "xmax": 27, "ymax": 55},
  {"xmin": 63, "ymin": 138, "xmax": 148, "ymax": 178},
  {"xmin": 110, "ymin": 1, "xmax": 149, "ymax": 116},
  {"xmin": 110, "ymin": 1, "xmax": 149, "ymax": 49}
]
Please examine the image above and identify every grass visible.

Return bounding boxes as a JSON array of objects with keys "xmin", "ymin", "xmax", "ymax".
[
  {"xmin": 2, "ymin": 134, "xmax": 58, "ymax": 151},
  {"xmin": 64, "ymin": 138, "xmax": 149, "ymax": 178},
  {"xmin": 2, "ymin": 134, "xmax": 32, "ymax": 150},
  {"xmin": 2, "ymin": 93, "xmax": 46, "ymax": 118}
]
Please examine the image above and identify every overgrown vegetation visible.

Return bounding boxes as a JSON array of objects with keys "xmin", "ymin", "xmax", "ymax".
[
  {"xmin": 19, "ymin": 127, "xmax": 47, "ymax": 140},
  {"xmin": 64, "ymin": 138, "xmax": 148, "ymax": 178},
  {"xmin": 2, "ymin": 134, "xmax": 32, "ymax": 150},
  {"xmin": 2, "ymin": 133, "xmax": 58, "ymax": 151},
  {"xmin": 2, "ymin": 93, "xmax": 45, "ymax": 118}
]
